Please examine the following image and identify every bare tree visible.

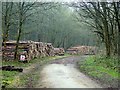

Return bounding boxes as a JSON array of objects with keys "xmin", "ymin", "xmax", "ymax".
[
  {"xmin": 71, "ymin": 2, "xmax": 120, "ymax": 57},
  {"xmin": 2, "ymin": 2, "xmax": 13, "ymax": 44},
  {"xmin": 14, "ymin": 2, "xmax": 36, "ymax": 60}
]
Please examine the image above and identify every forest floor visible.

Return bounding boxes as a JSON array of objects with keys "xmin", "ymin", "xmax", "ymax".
[
  {"xmin": 2, "ymin": 55, "xmax": 69, "ymax": 88},
  {"xmin": 2, "ymin": 55, "xmax": 118, "ymax": 88},
  {"xmin": 35, "ymin": 56, "xmax": 102, "ymax": 88}
]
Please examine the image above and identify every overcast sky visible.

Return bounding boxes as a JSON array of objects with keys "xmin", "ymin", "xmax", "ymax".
[{"xmin": 1, "ymin": 0, "xmax": 119, "ymax": 2}]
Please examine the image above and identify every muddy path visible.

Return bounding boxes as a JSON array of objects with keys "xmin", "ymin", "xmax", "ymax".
[{"xmin": 36, "ymin": 56, "xmax": 102, "ymax": 88}]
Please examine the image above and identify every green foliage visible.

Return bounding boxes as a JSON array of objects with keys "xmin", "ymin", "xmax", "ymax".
[
  {"xmin": 94, "ymin": 56, "xmax": 119, "ymax": 72},
  {"xmin": 2, "ymin": 71, "xmax": 19, "ymax": 88},
  {"xmin": 79, "ymin": 56, "xmax": 119, "ymax": 87},
  {"xmin": 80, "ymin": 56, "xmax": 119, "ymax": 78},
  {"xmin": 2, "ymin": 61, "xmax": 29, "ymax": 67}
]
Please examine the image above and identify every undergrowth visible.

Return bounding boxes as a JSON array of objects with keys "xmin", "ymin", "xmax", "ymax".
[{"xmin": 79, "ymin": 55, "xmax": 119, "ymax": 88}]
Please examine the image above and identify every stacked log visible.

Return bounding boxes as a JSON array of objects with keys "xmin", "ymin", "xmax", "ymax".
[
  {"xmin": 2, "ymin": 40, "xmax": 55, "ymax": 61},
  {"xmin": 2, "ymin": 41, "xmax": 16, "ymax": 60},
  {"xmin": 66, "ymin": 46, "xmax": 97, "ymax": 55},
  {"xmin": 0, "ymin": 66, "xmax": 23, "ymax": 72},
  {"xmin": 45, "ymin": 43, "xmax": 55, "ymax": 56},
  {"xmin": 66, "ymin": 47, "xmax": 78, "ymax": 55},
  {"xmin": 39, "ymin": 42, "xmax": 46, "ymax": 57},
  {"xmin": 54, "ymin": 48, "xmax": 65, "ymax": 56}
]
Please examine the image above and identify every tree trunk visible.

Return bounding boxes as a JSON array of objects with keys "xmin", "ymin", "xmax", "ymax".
[
  {"xmin": 2, "ymin": 2, "xmax": 13, "ymax": 59},
  {"xmin": 14, "ymin": 21, "xmax": 22, "ymax": 60},
  {"xmin": 104, "ymin": 25, "xmax": 111, "ymax": 57},
  {"xmin": 14, "ymin": 2, "xmax": 23, "ymax": 60},
  {"xmin": 113, "ymin": 2, "xmax": 120, "ymax": 57},
  {"xmin": 101, "ymin": 2, "xmax": 111, "ymax": 57}
]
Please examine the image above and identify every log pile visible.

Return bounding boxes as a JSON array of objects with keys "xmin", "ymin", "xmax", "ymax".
[
  {"xmin": 0, "ymin": 66, "xmax": 23, "ymax": 72},
  {"xmin": 45, "ymin": 43, "xmax": 55, "ymax": 56},
  {"xmin": 66, "ymin": 46, "xmax": 97, "ymax": 55},
  {"xmin": 2, "ymin": 40, "xmax": 55, "ymax": 61},
  {"xmin": 54, "ymin": 48, "xmax": 65, "ymax": 56}
]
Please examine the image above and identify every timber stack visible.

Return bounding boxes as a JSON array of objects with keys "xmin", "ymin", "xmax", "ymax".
[
  {"xmin": 2, "ymin": 40, "xmax": 56, "ymax": 61},
  {"xmin": 66, "ymin": 46, "xmax": 97, "ymax": 55},
  {"xmin": 54, "ymin": 48, "xmax": 65, "ymax": 56}
]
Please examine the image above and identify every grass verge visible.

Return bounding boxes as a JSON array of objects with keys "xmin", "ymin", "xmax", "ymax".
[
  {"xmin": 1, "ymin": 54, "xmax": 70, "ymax": 88},
  {"xmin": 78, "ymin": 55, "xmax": 119, "ymax": 88}
]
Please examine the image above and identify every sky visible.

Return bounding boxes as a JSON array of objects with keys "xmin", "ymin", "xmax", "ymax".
[{"xmin": 1, "ymin": 0, "xmax": 119, "ymax": 2}]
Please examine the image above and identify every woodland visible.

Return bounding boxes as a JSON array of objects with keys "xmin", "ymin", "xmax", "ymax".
[
  {"xmin": 2, "ymin": 2, "xmax": 120, "ymax": 58},
  {"xmin": 1, "ymin": 1, "xmax": 120, "ymax": 88}
]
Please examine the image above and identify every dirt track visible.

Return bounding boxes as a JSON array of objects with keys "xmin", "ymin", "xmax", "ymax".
[{"xmin": 36, "ymin": 56, "xmax": 102, "ymax": 88}]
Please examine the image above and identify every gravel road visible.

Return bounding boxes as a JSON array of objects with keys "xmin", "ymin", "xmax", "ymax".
[{"xmin": 36, "ymin": 56, "xmax": 102, "ymax": 88}]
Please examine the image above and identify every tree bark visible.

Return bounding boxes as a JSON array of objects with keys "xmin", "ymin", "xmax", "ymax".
[
  {"xmin": 14, "ymin": 2, "xmax": 23, "ymax": 60},
  {"xmin": 101, "ymin": 2, "xmax": 111, "ymax": 57},
  {"xmin": 113, "ymin": 2, "xmax": 120, "ymax": 57}
]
